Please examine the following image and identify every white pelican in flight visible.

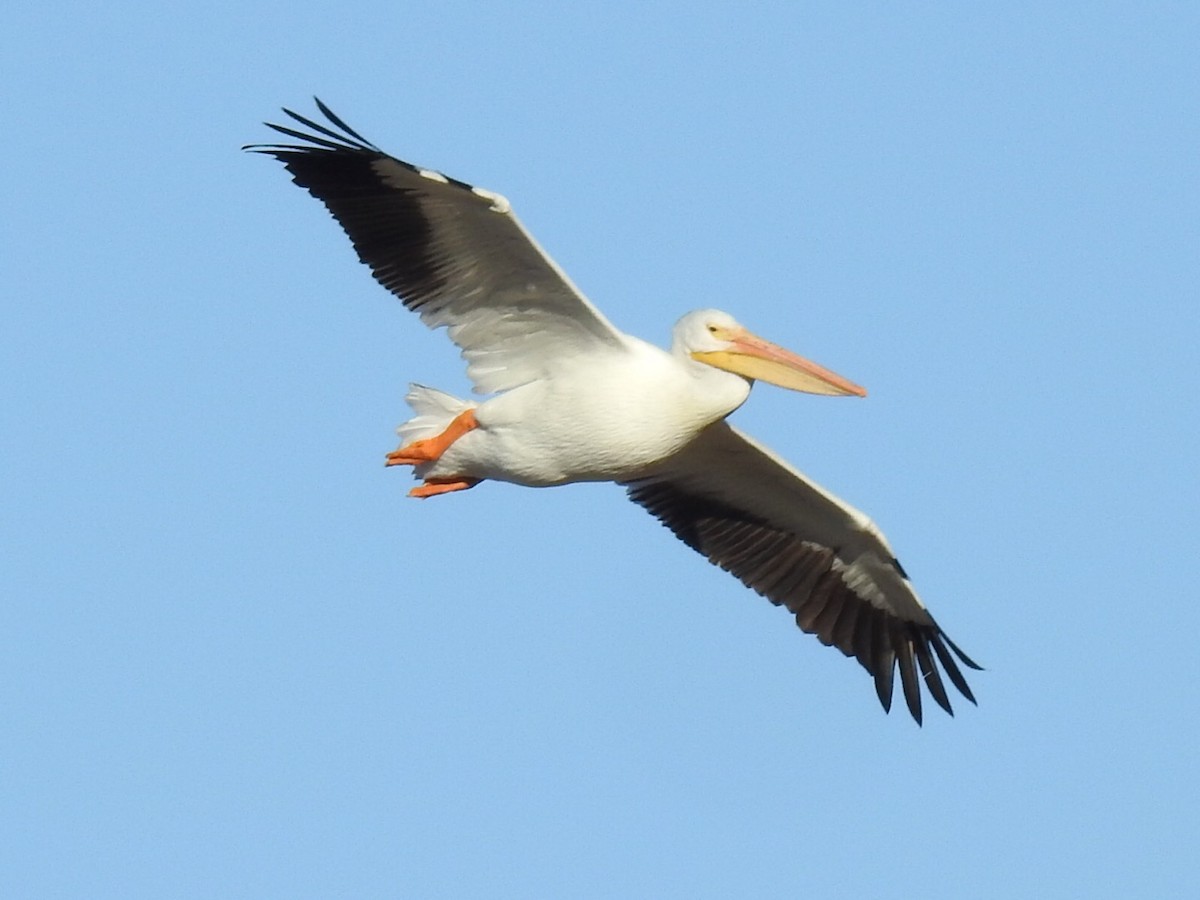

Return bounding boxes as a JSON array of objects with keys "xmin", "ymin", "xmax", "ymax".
[{"xmin": 248, "ymin": 99, "xmax": 981, "ymax": 724}]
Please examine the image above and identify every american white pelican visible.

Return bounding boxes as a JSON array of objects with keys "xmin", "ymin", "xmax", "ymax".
[{"xmin": 248, "ymin": 100, "xmax": 981, "ymax": 724}]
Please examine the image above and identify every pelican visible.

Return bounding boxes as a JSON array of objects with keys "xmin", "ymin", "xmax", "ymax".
[{"xmin": 247, "ymin": 99, "xmax": 980, "ymax": 724}]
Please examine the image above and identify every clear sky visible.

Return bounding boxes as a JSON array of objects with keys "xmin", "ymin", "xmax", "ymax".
[{"xmin": 3, "ymin": 2, "xmax": 1197, "ymax": 897}]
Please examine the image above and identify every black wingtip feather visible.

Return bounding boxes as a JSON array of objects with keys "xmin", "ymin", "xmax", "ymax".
[
  {"xmin": 872, "ymin": 623, "xmax": 896, "ymax": 714},
  {"xmin": 944, "ymin": 634, "xmax": 985, "ymax": 671},
  {"xmin": 280, "ymin": 105, "xmax": 374, "ymax": 152},
  {"xmin": 896, "ymin": 635, "xmax": 923, "ymax": 725},
  {"xmin": 930, "ymin": 634, "xmax": 978, "ymax": 706},
  {"xmin": 313, "ymin": 97, "xmax": 376, "ymax": 147},
  {"xmin": 259, "ymin": 121, "xmax": 350, "ymax": 152},
  {"xmin": 875, "ymin": 673, "xmax": 893, "ymax": 714},
  {"xmin": 281, "ymin": 107, "xmax": 349, "ymax": 144},
  {"xmin": 243, "ymin": 100, "xmax": 382, "ymax": 157},
  {"xmin": 915, "ymin": 637, "xmax": 953, "ymax": 716}
]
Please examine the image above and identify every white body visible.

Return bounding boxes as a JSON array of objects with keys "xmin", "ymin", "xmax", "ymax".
[{"xmin": 409, "ymin": 334, "xmax": 751, "ymax": 486}]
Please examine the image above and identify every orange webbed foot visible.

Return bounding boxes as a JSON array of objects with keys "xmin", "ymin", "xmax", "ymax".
[
  {"xmin": 408, "ymin": 477, "xmax": 481, "ymax": 499},
  {"xmin": 385, "ymin": 408, "xmax": 479, "ymax": 467},
  {"xmin": 385, "ymin": 441, "xmax": 439, "ymax": 466}
]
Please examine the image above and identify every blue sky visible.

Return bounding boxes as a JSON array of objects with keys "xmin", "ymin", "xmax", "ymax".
[{"xmin": 3, "ymin": 2, "xmax": 1197, "ymax": 897}]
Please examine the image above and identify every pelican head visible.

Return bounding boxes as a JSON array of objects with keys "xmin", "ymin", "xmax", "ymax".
[{"xmin": 673, "ymin": 309, "xmax": 867, "ymax": 397}]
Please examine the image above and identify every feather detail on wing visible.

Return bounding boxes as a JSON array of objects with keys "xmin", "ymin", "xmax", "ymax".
[
  {"xmin": 624, "ymin": 422, "xmax": 981, "ymax": 724},
  {"xmin": 245, "ymin": 99, "xmax": 628, "ymax": 394}
]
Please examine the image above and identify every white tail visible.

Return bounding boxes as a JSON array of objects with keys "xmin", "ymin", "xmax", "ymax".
[{"xmin": 397, "ymin": 384, "xmax": 476, "ymax": 445}]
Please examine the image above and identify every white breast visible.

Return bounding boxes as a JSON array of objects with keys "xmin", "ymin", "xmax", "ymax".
[{"xmin": 425, "ymin": 338, "xmax": 752, "ymax": 487}]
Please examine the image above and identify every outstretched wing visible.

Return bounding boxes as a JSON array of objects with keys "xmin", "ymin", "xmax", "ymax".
[
  {"xmin": 246, "ymin": 99, "xmax": 628, "ymax": 394},
  {"xmin": 625, "ymin": 422, "xmax": 980, "ymax": 724}
]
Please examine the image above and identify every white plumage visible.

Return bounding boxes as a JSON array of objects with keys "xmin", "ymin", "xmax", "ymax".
[{"xmin": 248, "ymin": 99, "xmax": 981, "ymax": 723}]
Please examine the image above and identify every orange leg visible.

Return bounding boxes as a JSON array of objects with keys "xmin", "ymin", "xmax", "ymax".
[
  {"xmin": 385, "ymin": 409, "xmax": 479, "ymax": 467},
  {"xmin": 408, "ymin": 477, "xmax": 481, "ymax": 499}
]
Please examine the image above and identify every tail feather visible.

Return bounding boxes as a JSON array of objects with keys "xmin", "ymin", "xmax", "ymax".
[{"xmin": 397, "ymin": 384, "xmax": 475, "ymax": 444}]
